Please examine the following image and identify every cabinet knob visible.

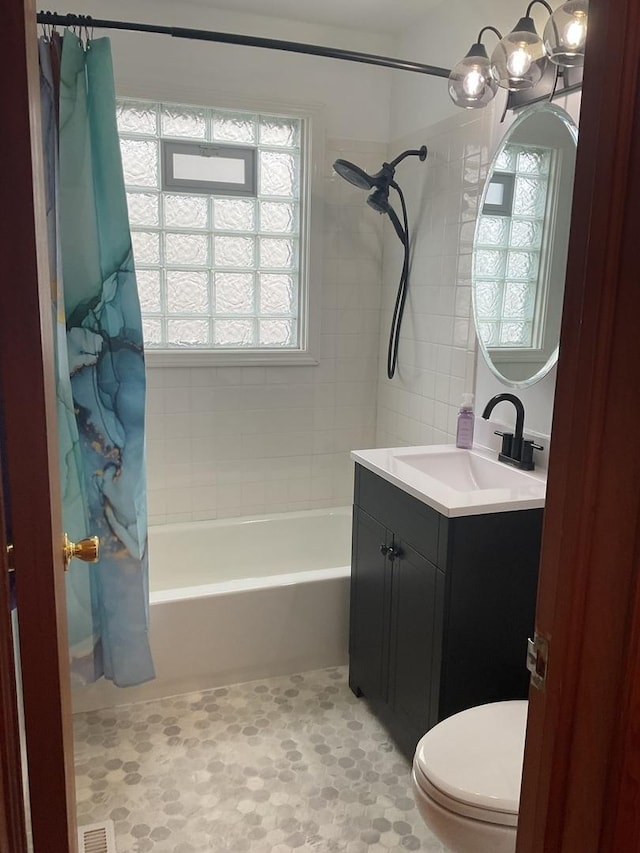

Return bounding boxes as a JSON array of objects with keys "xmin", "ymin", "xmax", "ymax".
[{"xmin": 380, "ymin": 543, "xmax": 403, "ymax": 561}]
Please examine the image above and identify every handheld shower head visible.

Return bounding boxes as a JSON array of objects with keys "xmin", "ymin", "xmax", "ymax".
[
  {"xmin": 366, "ymin": 186, "xmax": 390, "ymax": 214},
  {"xmin": 368, "ymin": 186, "xmax": 406, "ymax": 244}
]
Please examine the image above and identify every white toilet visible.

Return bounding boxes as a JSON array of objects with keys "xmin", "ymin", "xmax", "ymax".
[{"xmin": 412, "ymin": 700, "xmax": 528, "ymax": 853}]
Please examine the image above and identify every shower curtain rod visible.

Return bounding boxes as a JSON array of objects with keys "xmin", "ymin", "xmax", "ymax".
[{"xmin": 36, "ymin": 11, "xmax": 452, "ymax": 79}]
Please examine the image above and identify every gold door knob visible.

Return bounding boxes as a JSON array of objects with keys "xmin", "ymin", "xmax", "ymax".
[{"xmin": 63, "ymin": 534, "xmax": 99, "ymax": 570}]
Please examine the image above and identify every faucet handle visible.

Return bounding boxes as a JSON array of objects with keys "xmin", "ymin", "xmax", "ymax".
[
  {"xmin": 494, "ymin": 430, "xmax": 514, "ymax": 457},
  {"xmin": 520, "ymin": 439, "xmax": 544, "ymax": 470}
]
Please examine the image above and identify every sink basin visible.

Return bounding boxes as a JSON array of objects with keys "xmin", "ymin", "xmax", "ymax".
[
  {"xmin": 396, "ymin": 449, "xmax": 538, "ymax": 492},
  {"xmin": 351, "ymin": 445, "xmax": 546, "ymax": 517}
]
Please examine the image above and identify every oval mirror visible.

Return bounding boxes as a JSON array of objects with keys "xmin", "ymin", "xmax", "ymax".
[{"xmin": 472, "ymin": 103, "xmax": 578, "ymax": 387}]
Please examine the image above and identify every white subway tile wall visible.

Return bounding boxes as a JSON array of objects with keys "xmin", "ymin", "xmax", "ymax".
[
  {"xmin": 145, "ymin": 109, "xmax": 508, "ymax": 523},
  {"xmin": 145, "ymin": 139, "xmax": 386, "ymax": 524},
  {"xmin": 375, "ymin": 109, "xmax": 494, "ymax": 448}
]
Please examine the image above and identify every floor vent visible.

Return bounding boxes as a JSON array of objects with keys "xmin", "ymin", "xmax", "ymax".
[{"xmin": 78, "ymin": 820, "xmax": 117, "ymax": 853}]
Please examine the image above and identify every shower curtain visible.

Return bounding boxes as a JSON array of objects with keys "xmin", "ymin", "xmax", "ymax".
[{"xmin": 39, "ymin": 31, "xmax": 154, "ymax": 687}]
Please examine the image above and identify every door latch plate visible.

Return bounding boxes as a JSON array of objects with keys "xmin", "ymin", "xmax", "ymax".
[{"xmin": 527, "ymin": 632, "xmax": 549, "ymax": 691}]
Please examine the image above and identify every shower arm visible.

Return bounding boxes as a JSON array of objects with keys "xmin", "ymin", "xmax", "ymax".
[{"xmin": 388, "ymin": 148, "xmax": 428, "ymax": 170}]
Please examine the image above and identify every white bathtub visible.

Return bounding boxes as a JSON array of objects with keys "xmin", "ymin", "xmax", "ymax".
[{"xmin": 73, "ymin": 507, "xmax": 352, "ymax": 712}]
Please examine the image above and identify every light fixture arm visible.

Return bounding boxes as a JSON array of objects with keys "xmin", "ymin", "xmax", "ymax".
[
  {"xmin": 476, "ymin": 25, "xmax": 503, "ymax": 44},
  {"xmin": 525, "ymin": 0, "xmax": 554, "ymax": 16}
]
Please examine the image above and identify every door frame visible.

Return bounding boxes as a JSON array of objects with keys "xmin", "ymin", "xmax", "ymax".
[
  {"xmin": 0, "ymin": 471, "xmax": 28, "ymax": 853},
  {"xmin": 0, "ymin": 0, "xmax": 78, "ymax": 850}
]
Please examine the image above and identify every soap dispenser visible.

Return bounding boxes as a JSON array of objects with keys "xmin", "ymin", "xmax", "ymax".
[{"xmin": 456, "ymin": 393, "xmax": 475, "ymax": 449}]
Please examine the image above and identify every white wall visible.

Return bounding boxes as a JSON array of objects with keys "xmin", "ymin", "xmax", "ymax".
[
  {"xmin": 145, "ymin": 138, "xmax": 384, "ymax": 523},
  {"xmin": 375, "ymin": 107, "xmax": 491, "ymax": 447},
  {"xmin": 59, "ymin": 0, "xmax": 394, "ymax": 142}
]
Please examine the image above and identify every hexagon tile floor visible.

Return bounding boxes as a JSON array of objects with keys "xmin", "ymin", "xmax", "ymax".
[{"xmin": 74, "ymin": 666, "xmax": 445, "ymax": 853}]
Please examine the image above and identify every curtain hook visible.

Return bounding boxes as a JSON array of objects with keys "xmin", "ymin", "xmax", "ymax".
[
  {"xmin": 39, "ymin": 10, "xmax": 50, "ymax": 40},
  {"xmin": 75, "ymin": 13, "xmax": 89, "ymax": 48}
]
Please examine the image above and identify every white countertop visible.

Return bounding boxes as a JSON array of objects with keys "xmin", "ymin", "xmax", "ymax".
[{"xmin": 351, "ymin": 444, "xmax": 547, "ymax": 518}]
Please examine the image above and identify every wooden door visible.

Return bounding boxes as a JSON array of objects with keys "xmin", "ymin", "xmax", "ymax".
[
  {"xmin": 516, "ymin": 0, "xmax": 640, "ymax": 850},
  {"xmin": 0, "ymin": 0, "xmax": 78, "ymax": 851}
]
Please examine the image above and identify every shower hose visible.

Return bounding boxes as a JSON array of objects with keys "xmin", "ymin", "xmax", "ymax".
[{"xmin": 386, "ymin": 183, "xmax": 410, "ymax": 379}]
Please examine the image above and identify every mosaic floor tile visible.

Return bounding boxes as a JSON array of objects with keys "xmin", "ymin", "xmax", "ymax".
[{"xmin": 74, "ymin": 667, "xmax": 444, "ymax": 852}]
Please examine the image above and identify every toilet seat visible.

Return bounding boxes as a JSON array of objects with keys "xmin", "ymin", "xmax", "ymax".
[
  {"xmin": 413, "ymin": 759, "xmax": 518, "ymax": 827},
  {"xmin": 413, "ymin": 700, "xmax": 528, "ymax": 829}
]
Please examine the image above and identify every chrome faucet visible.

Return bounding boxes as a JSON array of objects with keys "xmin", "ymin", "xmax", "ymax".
[{"xmin": 481, "ymin": 393, "xmax": 543, "ymax": 471}]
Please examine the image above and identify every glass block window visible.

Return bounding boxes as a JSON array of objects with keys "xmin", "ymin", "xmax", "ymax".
[
  {"xmin": 117, "ymin": 100, "xmax": 303, "ymax": 350},
  {"xmin": 475, "ymin": 143, "xmax": 553, "ymax": 349}
]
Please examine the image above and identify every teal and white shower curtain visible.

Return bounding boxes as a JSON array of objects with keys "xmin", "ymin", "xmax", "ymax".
[{"xmin": 39, "ymin": 31, "xmax": 154, "ymax": 687}]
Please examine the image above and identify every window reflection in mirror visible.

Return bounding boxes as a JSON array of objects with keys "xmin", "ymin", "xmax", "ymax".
[{"xmin": 472, "ymin": 104, "xmax": 578, "ymax": 387}]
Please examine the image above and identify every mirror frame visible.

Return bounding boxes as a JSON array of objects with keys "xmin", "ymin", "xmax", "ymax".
[{"xmin": 472, "ymin": 102, "xmax": 579, "ymax": 388}]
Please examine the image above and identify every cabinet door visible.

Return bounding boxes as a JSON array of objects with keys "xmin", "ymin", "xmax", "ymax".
[
  {"xmin": 349, "ymin": 507, "xmax": 391, "ymax": 702},
  {"xmin": 389, "ymin": 541, "xmax": 438, "ymax": 754}
]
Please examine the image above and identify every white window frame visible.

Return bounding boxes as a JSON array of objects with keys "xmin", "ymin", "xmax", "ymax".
[{"xmin": 117, "ymin": 84, "xmax": 325, "ymax": 368}]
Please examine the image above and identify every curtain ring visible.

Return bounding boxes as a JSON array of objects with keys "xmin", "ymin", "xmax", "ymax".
[{"xmin": 39, "ymin": 12, "xmax": 51, "ymax": 41}]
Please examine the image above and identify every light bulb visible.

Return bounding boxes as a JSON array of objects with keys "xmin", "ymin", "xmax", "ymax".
[
  {"xmin": 507, "ymin": 45, "xmax": 532, "ymax": 77},
  {"xmin": 463, "ymin": 68, "xmax": 485, "ymax": 97},
  {"xmin": 564, "ymin": 14, "xmax": 587, "ymax": 49}
]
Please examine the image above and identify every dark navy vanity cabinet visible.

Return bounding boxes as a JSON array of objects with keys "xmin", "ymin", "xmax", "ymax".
[{"xmin": 349, "ymin": 464, "xmax": 543, "ymax": 760}]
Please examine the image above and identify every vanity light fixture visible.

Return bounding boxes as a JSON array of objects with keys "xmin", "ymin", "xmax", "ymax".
[
  {"xmin": 491, "ymin": 0, "xmax": 554, "ymax": 92},
  {"xmin": 448, "ymin": 26, "xmax": 503, "ymax": 109},
  {"xmin": 449, "ymin": 0, "xmax": 588, "ymax": 108}
]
